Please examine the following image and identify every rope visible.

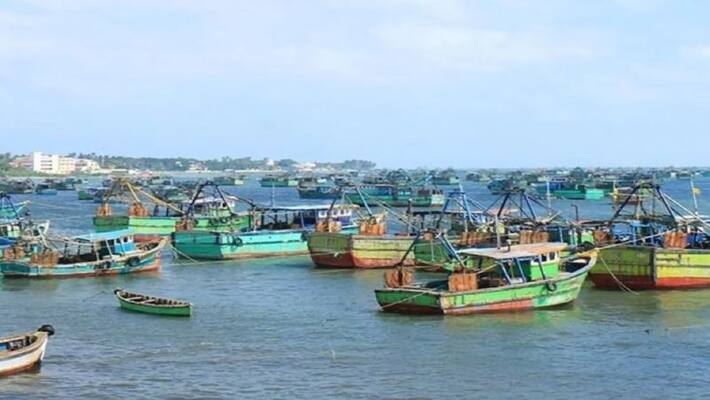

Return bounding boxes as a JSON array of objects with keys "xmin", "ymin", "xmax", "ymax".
[
  {"xmin": 379, "ymin": 282, "xmax": 446, "ymax": 310},
  {"xmin": 597, "ymin": 254, "xmax": 638, "ymax": 295}
]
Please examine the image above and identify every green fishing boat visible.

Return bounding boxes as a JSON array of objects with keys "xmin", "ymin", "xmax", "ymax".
[
  {"xmin": 173, "ymin": 204, "xmax": 358, "ymax": 260},
  {"xmin": 93, "ymin": 180, "xmax": 251, "ymax": 237},
  {"xmin": 308, "ymin": 231, "xmax": 416, "ymax": 268},
  {"xmin": 114, "ymin": 289, "xmax": 192, "ymax": 317},
  {"xmin": 431, "ymin": 169, "xmax": 460, "ymax": 186},
  {"xmin": 260, "ymin": 175, "xmax": 298, "ymax": 187},
  {"xmin": 589, "ymin": 183, "xmax": 710, "ymax": 290},
  {"xmin": 213, "ymin": 176, "xmax": 245, "ymax": 186},
  {"xmin": 375, "ymin": 242, "xmax": 597, "ymax": 315},
  {"xmin": 552, "ymin": 185, "xmax": 604, "ymax": 200},
  {"xmin": 344, "ymin": 185, "xmax": 444, "ymax": 208}
]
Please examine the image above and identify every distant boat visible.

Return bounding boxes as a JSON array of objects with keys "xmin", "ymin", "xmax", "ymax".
[
  {"xmin": 259, "ymin": 175, "xmax": 298, "ymax": 188},
  {"xmin": 114, "ymin": 289, "xmax": 192, "ymax": 317},
  {"xmin": 34, "ymin": 184, "xmax": 57, "ymax": 196},
  {"xmin": 0, "ymin": 325, "xmax": 54, "ymax": 376},
  {"xmin": 344, "ymin": 185, "xmax": 445, "ymax": 207},
  {"xmin": 431, "ymin": 169, "xmax": 460, "ymax": 186}
]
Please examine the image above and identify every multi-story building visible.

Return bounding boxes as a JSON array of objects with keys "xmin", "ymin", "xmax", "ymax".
[{"xmin": 11, "ymin": 152, "xmax": 101, "ymax": 174}]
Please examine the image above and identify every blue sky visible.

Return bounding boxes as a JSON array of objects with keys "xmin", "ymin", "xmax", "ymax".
[{"xmin": 1, "ymin": 0, "xmax": 709, "ymax": 168}]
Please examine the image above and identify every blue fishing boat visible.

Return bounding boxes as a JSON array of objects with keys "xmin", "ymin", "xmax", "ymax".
[{"xmin": 0, "ymin": 230, "xmax": 165, "ymax": 278}]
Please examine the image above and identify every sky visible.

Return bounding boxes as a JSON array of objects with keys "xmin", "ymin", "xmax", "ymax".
[{"xmin": 1, "ymin": 0, "xmax": 710, "ymax": 168}]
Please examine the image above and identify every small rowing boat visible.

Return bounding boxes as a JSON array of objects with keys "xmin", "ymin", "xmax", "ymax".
[
  {"xmin": 114, "ymin": 288, "xmax": 192, "ymax": 316},
  {"xmin": 0, "ymin": 325, "xmax": 54, "ymax": 377}
]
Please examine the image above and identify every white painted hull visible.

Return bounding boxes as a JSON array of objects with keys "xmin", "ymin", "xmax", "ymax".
[{"xmin": 0, "ymin": 332, "xmax": 49, "ymax": 376}]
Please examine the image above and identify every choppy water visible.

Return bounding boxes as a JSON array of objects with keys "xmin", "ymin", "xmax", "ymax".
[{"xmin": 2, "ymin": 179, "xmax": 710, "ymax": 399}]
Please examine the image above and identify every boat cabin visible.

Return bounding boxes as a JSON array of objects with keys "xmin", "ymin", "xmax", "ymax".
[
  {"xmin": 254, "ymin": 205, "xmax": 357, "ymax": 230},
  {"xmin": 456, "ymin": 243, "xmax": 568, "ymax": 286},
  {"xmin": 61, "ymin": 230, "xmax": 138, "ymax": 261}
]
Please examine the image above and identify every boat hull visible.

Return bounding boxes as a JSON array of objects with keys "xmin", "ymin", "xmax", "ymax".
[
  {"xmin": 375, "ymin": 266, "xmax": 591, "ymax": 315},
  {"xmin": 117, "ymin": 298, "xmax": 191, "ymax": 316},
  {"xmin": 173, "ymin": 230, "xmax": 310, "ymax": 260},
  {"xmin": 345, "ymin": 194, "xmax": 445, "ymax": 208},
  {"xmin": 591, "ymin": 246, "xmax": 710, "ymax": 289},
  {"xmin": 553, "ymin": 189, "xmax": 605, "ymax": 200},
  {"xmin": 0, "ymin": 332, "xmax": 49, "ymax": 377},
  {"xmin": 307, "ymin": 233, "xmax": 415, "ymax": 268},
  {"xmin": 93, "ymin": 214, "xmax": 251, "ymax": 236}
]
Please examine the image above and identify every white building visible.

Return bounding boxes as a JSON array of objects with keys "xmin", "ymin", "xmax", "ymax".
[{"xmin": 12, "ymin": 152, "xmax": 100, "ymax": 175}]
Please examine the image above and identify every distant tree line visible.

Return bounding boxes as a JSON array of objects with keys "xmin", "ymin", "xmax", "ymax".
[{"xmin": 63, "ymin": 153, "xmax": 376, "ymax": 172}]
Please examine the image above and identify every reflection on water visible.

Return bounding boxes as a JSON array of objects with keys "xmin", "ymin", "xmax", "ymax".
[{"xmin": 1, "ymin": 180, "xmax": 709, "ymax": 398}]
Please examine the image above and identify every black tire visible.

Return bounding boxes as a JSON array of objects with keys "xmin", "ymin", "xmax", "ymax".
[{"xmin": 38, "ymin": 324, "xmax": 55, "ymax": 336}]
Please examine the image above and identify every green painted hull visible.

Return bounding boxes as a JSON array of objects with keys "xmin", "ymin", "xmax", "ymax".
[
  {"xmin": 173, "ymin": 230, "xmax": 309, "ymax": 259},
  {"xmin": 344, "ymin": 193, "xmax": 445, "ymax": 208},
  {"xmin": 591, "ymin": 246, "xmax": 710, "ymax": 289},
  {"xmin": 375, "ymin": 265, "xmax": 591, "ymax": 315},
  {"xmin": 76, "ymin": 190, "xmax": 94, "ymax": 201},
  {"xmin": 307, "ymin": 232, "xmax": 415, "ymax": 268},
  {"xmin": 553, "ymin": 189, "xmax": 605, "ymax": 200},
  {"xmin": 94, "ymin": 214, "xmax": 251, "ymax": 236},
  {"xmin": 260, "ymin": 179, "xmax": 298, "ymax": 187},
  {"xmin": 117, "ymin": 297, "xmax": 191, "ymax": 316},
  {"xmin": 432, "ymin": 177, "xmax": 460, "ymax": 186}
]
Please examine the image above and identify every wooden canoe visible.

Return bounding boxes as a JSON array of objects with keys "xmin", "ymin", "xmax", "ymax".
[
  {"xmin": 114, "ymin": 288, "xmax": 192, "ymax": 317},
  {"xmin": 0, "ymin": 325, "xmax": 54, "ymax": 377}
]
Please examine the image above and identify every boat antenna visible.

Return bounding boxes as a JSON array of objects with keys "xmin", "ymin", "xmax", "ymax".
[{"xmin": 690, "ymin": 177, "xmax": 700, "ymax": 217}]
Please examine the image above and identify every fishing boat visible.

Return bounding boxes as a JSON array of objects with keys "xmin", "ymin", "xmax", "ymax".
[
  {"xmin": 34, "ymin": 183, "xmax": 57, "ymax": 196},
  {"xmin": 552, "ymin": 184, "xmax": 604, "ymax": 200},
  {"xmin": 308, "ymin": 213, "xmax": 417, "ymax": 268},
  {"xmin": 0, "ymin": 179, "xmax": 35, "ymax": 194},
  {"xmin": 114, "ymin": 288, "xmax": 192, "ymax": 316},
  {"xmin": 296, "ymin": 182, "xmax": 341, "ymax": 199},
  {"xmin": 213, "ymin": 176, "xmax": 245, "ymax": 186},
  {"xmin": 93, "ymin": 180, "xmax": 251, "ymax": 237},
  {"xmin": 76, "ymin": 186, "xmax": 100, "ymax": 201},
  {"xmin": 431, "ymin": 169, "xmax": 460, "ymax": 186},
  {"xmin": 0, "ymin": 325, "xmax": 55, "ymax": 376},
  {"xmin": 412, "ymin": 189, "xmax": 596, "ymax": 270},
  {"xmin": 0, "ymin": 230, "xmax": 165, "ymax": 278},
  {"xmin": 260, "ymin": 175, "xmax": 298, "ymax": 188},
  {"xmin": 0, "ymin": 220, "xmax": 50, "ymax": 252},
  {"xmin": 172, "ymin": 204, "xmax": 358, "ymax": 260},
  {"xmin": 465, "ymin": 172, "xmax": 491, "ymax": 182},
  {"xmin": 308, "ymin": 189, "xmax": 486, "ymax": 269},
  {"xmin": 344, "ymin": 185, "xmax": 444, "ymax": 208},
  {"xmin": 151, "ymin": 185, "xmax": 190, "ymax": 203},
  {"xmin": 487, "ymin": 178, "xmax": 527, "ymax": 195},
  {"xmin": 0, "ymin": 194, "xmax": 28, "ymax": 220},
  {"xmin": 375, "ymin": 241, "xmax": 597, "ymax": 315},
  {"xmin": 589, "ymin": 183, "xmax": 710, "ymax": 290}
]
